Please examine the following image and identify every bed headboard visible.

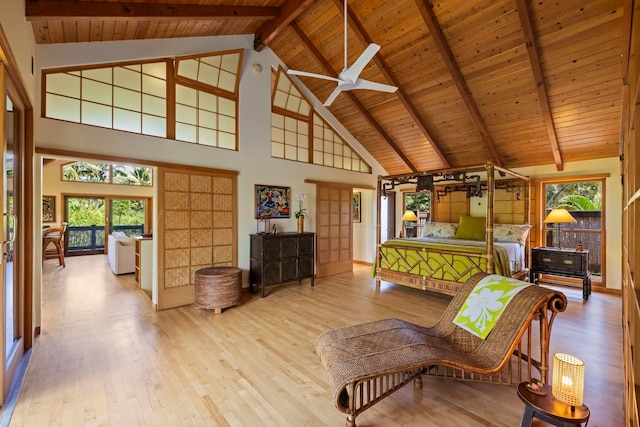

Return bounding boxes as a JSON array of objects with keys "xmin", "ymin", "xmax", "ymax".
[{"xmin": 432, "ymin": 178, "xmax": 529, "ymax": 225}]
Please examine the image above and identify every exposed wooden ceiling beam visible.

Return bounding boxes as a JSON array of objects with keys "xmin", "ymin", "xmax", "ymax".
[
  {"xmin": 254, "ymin": 0, "xmax": 314, "ymax": 51},
  {"xmin": 515, "ymin": 0, "xmax": 564, "ymax": 171},
  {"xmin": 415, "ymin": 0, "xmax": 504, "ymax": 169},
  {"xmin": 332, "ymin": 0, "xmax": 451, "ymax": 169},
  {"xmin": 25, "ymin": 1, "xmax": 279, "ymax": 21},
  {"xmin": 289, "ymin": 22, "xmax": 418, "ymax": 173}
]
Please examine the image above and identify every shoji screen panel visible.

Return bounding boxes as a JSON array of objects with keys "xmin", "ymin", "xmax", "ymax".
[{"xmin": 157, "ymin": 166, "xmax": 237, "ymax": 310}]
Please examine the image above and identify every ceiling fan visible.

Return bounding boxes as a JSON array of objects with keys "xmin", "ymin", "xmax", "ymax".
[{"xmin": 287, "ymin": 0, "xmax": 398, "ymax": 107}]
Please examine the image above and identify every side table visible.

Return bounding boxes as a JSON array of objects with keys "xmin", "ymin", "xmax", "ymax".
[
  {"xmin": 194, "ymin": 267, "xmax": 242, "ymax": 314},
  {"xmin": 517, "ymin": 382, "xmax": 589, "ymax": 427},
  {"xmin": 249, "ymin": 232, "xmax": 315, "ymax": 297}
]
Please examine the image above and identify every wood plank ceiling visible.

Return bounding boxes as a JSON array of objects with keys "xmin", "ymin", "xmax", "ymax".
[{"xmin": 26, "ymin": 0, "xmax": 627, "ymax": 175}]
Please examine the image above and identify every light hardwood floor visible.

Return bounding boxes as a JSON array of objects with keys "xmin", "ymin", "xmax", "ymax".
[{"xmin": 9, "ymin": 255, "xmax": 623, "ymax": 426}]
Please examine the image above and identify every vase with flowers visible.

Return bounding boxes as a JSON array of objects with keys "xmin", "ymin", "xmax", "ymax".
[{"xmin": 295, "ymin": 192, "xmax": 306, "ymax": 233}]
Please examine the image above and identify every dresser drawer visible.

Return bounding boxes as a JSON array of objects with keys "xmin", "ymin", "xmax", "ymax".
[{"xmin": 532, "ymin": 249, "xmax": 588, "ymax": 276}]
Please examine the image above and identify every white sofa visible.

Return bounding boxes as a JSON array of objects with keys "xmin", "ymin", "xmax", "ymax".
[{"xmin": 107, "ymin": 233, "xmax": 136, "ymax": 275}]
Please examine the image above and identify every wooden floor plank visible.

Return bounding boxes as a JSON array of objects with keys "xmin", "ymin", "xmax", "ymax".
[{"xmin": 9, "ymin": 255, "xmax": 623, "ymax": 426}]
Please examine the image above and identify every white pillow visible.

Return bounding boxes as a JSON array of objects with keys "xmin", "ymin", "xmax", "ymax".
[
  {"xmin": 112, "ymin": 231, "xmax": 126, "ymax": 239},
  {"xmin": 494, "ymin": 224, "xmax": 532, "ymax": 245},
  {"xmin": 421, "ymin": 222, "xmax": 458, "ymax": 239}
]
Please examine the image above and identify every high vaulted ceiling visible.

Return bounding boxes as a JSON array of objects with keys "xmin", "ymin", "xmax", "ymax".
[{"xmin": 26, "ymin": 0, "xmax": 629, "ymax": 175}]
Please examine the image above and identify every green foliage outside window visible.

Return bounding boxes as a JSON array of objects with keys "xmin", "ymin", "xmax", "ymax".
[
  {"xmin": 545, "ymin": 182, "xmax": 602, "ymax": 211},
  {"xmin": 111, "ymin": 200, "xmax": 145, "ymax": 225},
  {"xmin": 404, "ymin": 192, "xmax": 431, "ymax": 212},
  {"xmin": 113, "ymin": 165, "xmax": 153, "ymax": 186},
  {"xmin": 62, "ymin": 161, "xmax": 152, "ymax": 186},
  {"xmin": 66, "ymin": 198, "xmax": 144, "ymax": 227},
  {"xmin": 67, "ymin": 198, "xmax": 105, "ymax": 226},
  {"xmin": 63, "ymin": 162, "xmax": 110, "ymax": 182}
]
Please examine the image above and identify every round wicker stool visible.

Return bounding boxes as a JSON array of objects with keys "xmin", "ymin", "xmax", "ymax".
[{"xmin": 194, "ymin": 267, "xmax": 242, "ymax": 314}]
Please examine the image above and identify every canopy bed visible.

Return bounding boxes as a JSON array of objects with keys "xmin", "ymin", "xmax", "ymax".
[{"xmin": 375, "ymin": 162, "xmax": 531, "ymax": 296}]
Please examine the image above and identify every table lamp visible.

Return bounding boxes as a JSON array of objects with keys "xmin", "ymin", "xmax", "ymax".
[
  {"xmin": 543, "ymin": 208, "xmax": 576, "ymax": 249},
  {"xmin": 552, "ymin": 352, "xmax": 585, "ymax": 410},
  {"xmin": 401, "ymin": 210, "xmax": 417, "ymax": 238}
]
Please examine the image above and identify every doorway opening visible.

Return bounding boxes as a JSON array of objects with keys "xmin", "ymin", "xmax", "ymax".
[
  {"xmin": 402, "ymin": 191, "xmax": 432, "ymax": 237},
  {"xmin": 64, "ymin": 195, "xmax": 149, "ymax": 256}
]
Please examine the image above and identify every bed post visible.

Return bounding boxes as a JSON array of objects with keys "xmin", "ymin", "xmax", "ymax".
[
  {"xmin": 486, "ymin": 162, "xmax": 495, "ymax": 274},
  {"xmin": 376, "ymin": 176, "xmax": 382, "ymax": 287}
]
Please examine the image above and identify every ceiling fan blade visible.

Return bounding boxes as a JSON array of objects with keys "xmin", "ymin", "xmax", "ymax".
[
  {"xmin": 287, "ymin": 69, "xmax": 340, "ymax": 83},
  {"xmin": 340, "ymin": 43, "xmax": 380, "ymax": 83},
  {"xmin": 323, "ymin": 87, "xmax": 343, "ymax": 107},
  {"xmin": 353, "ymin": 79, "xmax": 398, "ymax": 93}
]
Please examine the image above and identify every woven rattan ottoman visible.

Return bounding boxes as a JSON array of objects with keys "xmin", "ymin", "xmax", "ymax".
[{"xmin": 194, "ymin": 267, "xmax": 242, "ymax": 314}]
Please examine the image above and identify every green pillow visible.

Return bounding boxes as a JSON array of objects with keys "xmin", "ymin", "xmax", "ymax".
[{"xmin": 454, "ymin": 216, "xmax": 486, "ymax": 241}]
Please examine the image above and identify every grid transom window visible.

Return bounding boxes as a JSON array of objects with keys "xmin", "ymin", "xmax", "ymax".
[
  {"xmin": 46, "ymin": 63, "xmax": 168, "ymax": 137},
  {"xmin": 43, "ymin": 50, "xmax": 243, "ymax": 150},
  {"xmin": 271, "ymin": 67, "xmax": 371, "ymax": 174},
  {"xmin": 312, "ymin": 113, "xmax": 371, "ymax": 173},
  {"xmin": 175, "ymin": 85, "xmax": 236, "ymax": 149}
]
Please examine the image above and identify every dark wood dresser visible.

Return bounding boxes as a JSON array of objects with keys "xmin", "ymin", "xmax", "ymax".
[
  {"xmin": 249, "ymin": 232, "xmax": 315, "ymax": 297},
  {"xmin": 530, "ymin": 247, "xmax": 591, "ymax": 300}
]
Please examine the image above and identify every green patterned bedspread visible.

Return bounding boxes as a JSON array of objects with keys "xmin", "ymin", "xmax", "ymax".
[{"xmin": 375, "ymin": 238, "xmax": 512, "ymax": 283}]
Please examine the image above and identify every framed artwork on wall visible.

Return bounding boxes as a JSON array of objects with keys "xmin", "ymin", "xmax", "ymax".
[
  {"xmin": 255, "ymin": 185, "xmax": 291, "ymax": 218},
  {"xmin": 42, "ymin": 195, "xmax": 56, "ymax": 223},
  {"xmin": 352, "ymin": 192, "xmax": 361, "ymax": 223}
]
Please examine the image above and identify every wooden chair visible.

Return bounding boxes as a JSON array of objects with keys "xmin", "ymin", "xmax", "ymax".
[
  {"xmin": 43, "ymin": 222, "xmax": 67, "ymax": 267},
  {"xmin": 315, "ymin": 272, "xmax": 567, "ymax": 427}
]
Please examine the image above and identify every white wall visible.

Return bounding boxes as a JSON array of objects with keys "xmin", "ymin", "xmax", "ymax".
[
  {"xmin": 352, "ymin": 188, "xmax": 375, "ymax": 262},
  {"xmin": 34, "ymin": 35, "xmax": 386, "ymax": 276},
  {"xmin": 1, "ymin": 0, "xmax": 38, "ymax": 103}
]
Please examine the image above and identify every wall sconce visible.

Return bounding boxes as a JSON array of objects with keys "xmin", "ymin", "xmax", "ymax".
[
  {"xmin": 552, "ymin": 352, "xmax": 585, "ymax": 410},
  {"xmin": 401, "ymin": 210, "xmax": 417, "ymax": 237}
]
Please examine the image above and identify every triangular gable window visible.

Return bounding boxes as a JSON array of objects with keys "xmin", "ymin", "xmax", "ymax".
[{"xmin": 271, "ymin": 67, "xmax": 371, "ymax": 173}]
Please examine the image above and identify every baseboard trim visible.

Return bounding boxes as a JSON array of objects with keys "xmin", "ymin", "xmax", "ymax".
[{"xmin": 0, "ymin": 348, "xmax": 33, "ymax": 427}]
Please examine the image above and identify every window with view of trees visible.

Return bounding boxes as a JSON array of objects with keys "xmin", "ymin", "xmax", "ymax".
[
  {"xmin": 64, "ymin": 196, "xmax": 148, "ymax": 252},
  {"xmin": 543, "ymin": 179, "xmax": 604, "ymax": 281},
  {"xmin": 62, "ymin": 161, "xmax": 153, "ymax": 186},
  {"xmin": 403, "ymin": 191, "xmax": 432, "ymax": 237}
]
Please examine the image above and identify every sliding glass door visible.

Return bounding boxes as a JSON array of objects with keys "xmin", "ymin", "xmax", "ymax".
[
  {"xmin": 109, "ymin": 198, "xmax": 146, "ymax": 236},
  {"xmin": 64, "ymin": 196, "xmax": 106, "ymax": 254},
  {"xmin": 0, "ymin": 63, "xmax": 26, "ymax": 405}
]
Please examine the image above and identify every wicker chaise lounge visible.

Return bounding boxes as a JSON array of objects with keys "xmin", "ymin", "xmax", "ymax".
[{"xmin": 315, "ymin": 273, "xmax": 567, "ymax": 427}]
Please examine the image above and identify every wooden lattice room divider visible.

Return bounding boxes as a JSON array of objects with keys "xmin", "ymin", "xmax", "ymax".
[{"xmin": 156, "ymin": 166, "xmax": 237, "ymax": 310}]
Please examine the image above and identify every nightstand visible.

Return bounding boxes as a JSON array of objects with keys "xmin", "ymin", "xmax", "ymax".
[{"xmin": 530, "ymin": 247, "xmax": 591, "ymax": 300}]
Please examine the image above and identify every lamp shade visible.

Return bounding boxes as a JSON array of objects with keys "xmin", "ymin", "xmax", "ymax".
[
  {"xmin": 401, "ymin": 210, "xmax": 417, "ymax": 221},
  {"xmin": 543, "ymin": 208, "xmax": 577, "ymax": 224},
  {"xmin": 552, "ymin": 352, "xmax": 585, "ymax": 407}
]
